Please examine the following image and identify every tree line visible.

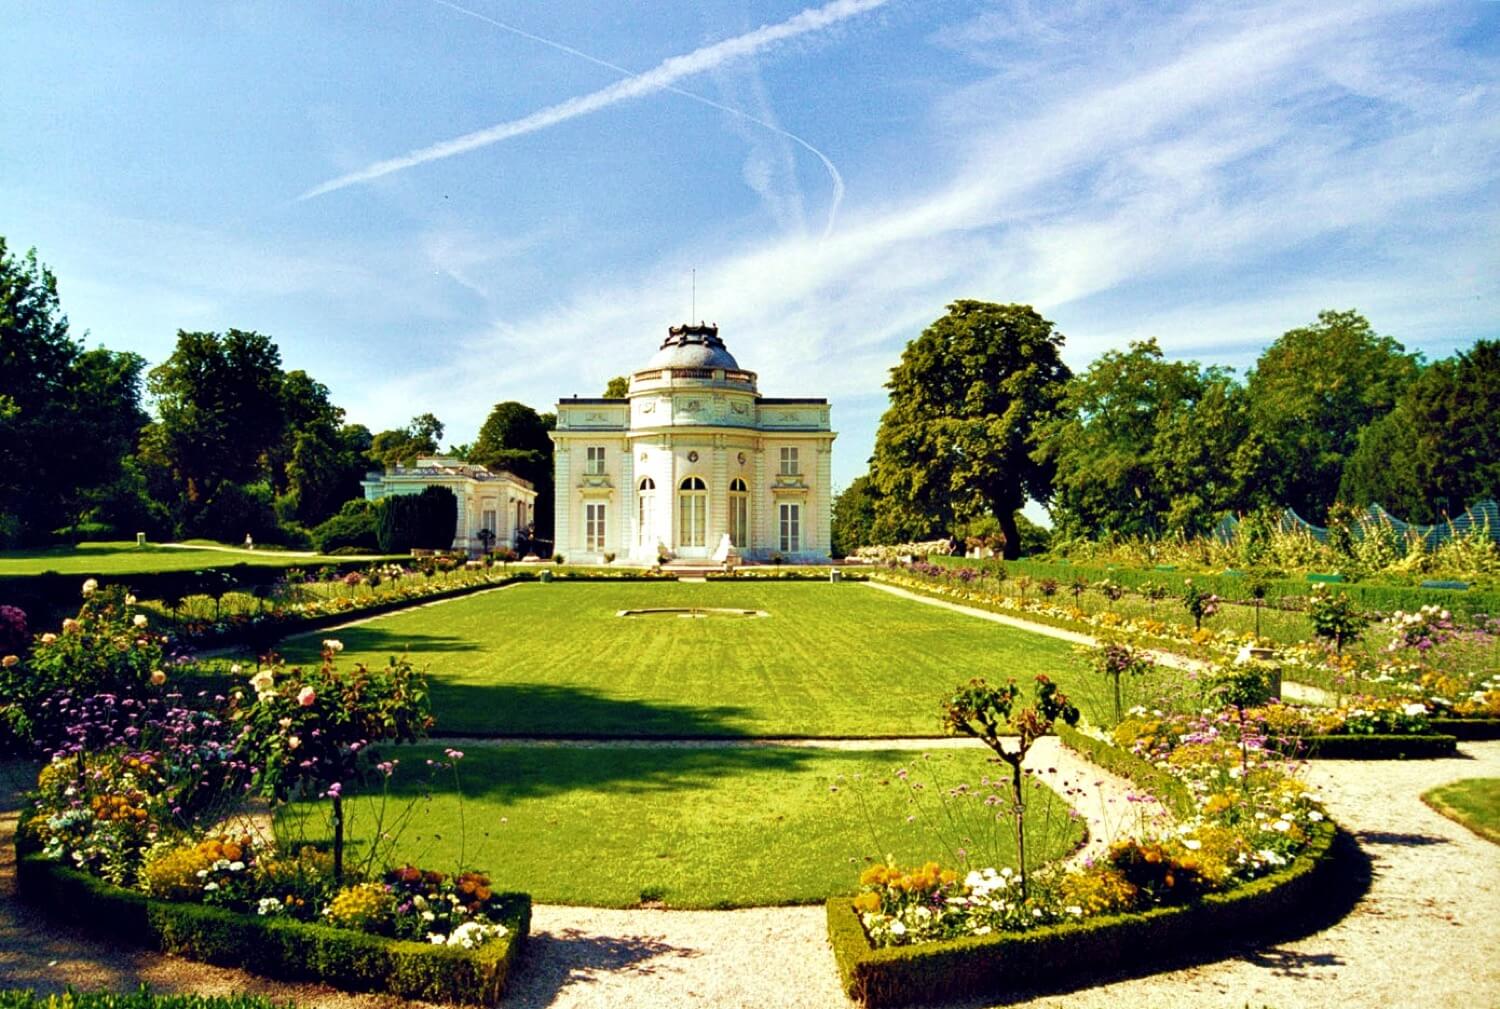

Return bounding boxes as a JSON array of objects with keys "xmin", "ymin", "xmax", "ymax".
[
  {"xmin": 0, "ymin": 237, "xmax": 559, "ymax": 551},
  {"xmin": 835, "ymin": 301, "xmax": 1498, "ymax": 559}
]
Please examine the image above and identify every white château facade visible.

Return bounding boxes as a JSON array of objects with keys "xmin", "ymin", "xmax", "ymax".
[
  {"xmin": 551, "ymin": 323, "xmax": 835, "ymax": 564},
  {"xmin": 361, "ymin": 457, "xmax": 537, "ymax": 555}
]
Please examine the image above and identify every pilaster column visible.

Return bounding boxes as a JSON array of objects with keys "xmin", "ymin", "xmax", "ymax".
[
  {"xmin": 553, "ymin": 441, "xmax": 571, "ymax": 557},
  {"xmin": 618, "ymin": 439, "xmax": 634, "ymax": 558}
]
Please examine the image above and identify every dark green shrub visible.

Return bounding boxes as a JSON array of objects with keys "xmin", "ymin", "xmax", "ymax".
[
  {"xmin": 312, "ymin": 501, "xmax": 380, "ymax": 553},
  {"xmin": 0, "ymin": 988, "xmax": 289, "ymax": 1009},
  {"xmin": 376, "ymin": 488, "xmax": 457, "ymax": 553}
]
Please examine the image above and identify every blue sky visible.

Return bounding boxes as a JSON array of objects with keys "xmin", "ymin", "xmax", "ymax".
[{"xmin": 3, "ymin": 0, "xmax": 1498, "ymax": 499}]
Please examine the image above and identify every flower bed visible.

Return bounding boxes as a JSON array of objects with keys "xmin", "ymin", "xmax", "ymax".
[
  {"xmin": 827, "ymin": 808, "xmax": 1342, "ymax": 1008},
  {"xmin": 14, "ymin": 846, "xmax": 529, "ymax": 1005}
]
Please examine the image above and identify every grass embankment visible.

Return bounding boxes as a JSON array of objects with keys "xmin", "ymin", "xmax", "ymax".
[{"xmin": 261, "ymin": 581, "xmax": 1177, "ymax": 736}]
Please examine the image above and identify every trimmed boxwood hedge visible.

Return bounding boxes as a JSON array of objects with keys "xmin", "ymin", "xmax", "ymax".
[
  {"xmin": 1431, "ymin": 717, "xmax": 1500, "ymax": 741},
  {"xmin": 827, "ymin": 818, "xmax": 1344, "ymax": 1008},
  {"xmin": 0, "ymin": 991, "xmax": 290, "ymax": 1009},
  {"xmin": 1285, "ymin": 733, "xmax": 1459, "ymax": 760},
  {"xmin": 14, "ymin": 852, "xmax": 529, "ymax": 1006}
]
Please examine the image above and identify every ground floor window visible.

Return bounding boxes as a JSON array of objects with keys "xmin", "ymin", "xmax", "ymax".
[
  {"xmin": 585, "ymin": 502, "xmax": 607, "ymax": 552},
  {"xmin": 679, "ymin": 477, "xmax": 707, "ymax": 548},
  {"xmin": 729, "ymin": 479, "xmax": 749, "ymax": 547},
  {"xmin": 638, "ymin": 478, "xmax": 656, "ymax": 545},
  {"xmin": 779, "ymin": 502, "xmax": 800, "ymax": 553}
]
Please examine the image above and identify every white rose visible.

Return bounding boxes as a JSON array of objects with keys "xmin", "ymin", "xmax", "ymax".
[
  {"xmin": 82, "ymin": 578, "xmax": 98, "ymax": 596},
  {"xmin": 133, "ymin": 614, "xmax": 148, "ymax": 628}
]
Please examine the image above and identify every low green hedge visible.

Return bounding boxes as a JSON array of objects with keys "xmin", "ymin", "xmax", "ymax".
[
  {"xmin": 0, "ymin": 991, "xmax": 290, "ymax": 1009},
  {"xmin": 1431, "ymin": 717, "xmax": 1500, "ymax": 741},
  {"xmin": 1054, "ymin": 723, "xmax": 1195, "ymax": 817},
  {"xmin": 1283, "ymin": 733, "xmax": 1459, "ymax": 760},
  {"xmin": 828, "ymin": 819, "xmax": 1343, "ymax": 1008},
  {"xmin": 14, "ymin": 853, "xmax": 528, "ymax": 1006}
]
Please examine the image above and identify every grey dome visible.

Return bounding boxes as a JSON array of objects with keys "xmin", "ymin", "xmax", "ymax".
[{"xmin": 645, "ymin": 323, "xmax": 739, "ymax": 370}]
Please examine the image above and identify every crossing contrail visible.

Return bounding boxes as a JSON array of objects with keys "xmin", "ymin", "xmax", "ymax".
[
  {"xmin": 299, "ymin": 0, "xmax": 886, "ymax": 218},
  {"xmin": 425, "ymin": 0, "xmax": 849, "ymax": 238}
]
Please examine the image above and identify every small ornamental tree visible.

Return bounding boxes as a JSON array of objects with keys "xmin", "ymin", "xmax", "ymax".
[
  {"xmin": 941, "ymin": 675, "xmax": 1080, "ymax": 896},
  {"xmin": 233, "ymin": 642, "xmax": 433, "ymax": 881},
  {"xmin": 1245, "ymin": 571, "xmax": 1270, "ymax": 637},
  {"xmin": 1087, "ymin": 640, "xmax": 1155, "ymax": 724},
  {"xmin": 1307, "ymin": 584, "xmax": 1367, "ymax": 656},
  {"xmin": 1206, "ymin": 660, "xmax": 1276, "ymax": 781},
  {"xmin": 1181, "ymin": 578, "xmax": 1220, "ymax": 630}
]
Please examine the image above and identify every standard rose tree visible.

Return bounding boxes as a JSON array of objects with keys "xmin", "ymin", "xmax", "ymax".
[
  {"xmin": 231, "ymin": 641, "xmax": 433, "ymax": 880},
  {"xmin": 941, "ymin": 675, "xmax": 1079, "ymax": 896}
]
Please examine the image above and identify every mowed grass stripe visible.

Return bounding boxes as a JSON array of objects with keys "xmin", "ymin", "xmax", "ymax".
[
  {"xmin": 283, "ymin": 744, "xmax": 1084, "ymax": 908},
  {"xmin": 268, "ymin": 581, "xmax": 1113, "ymax": 737}
]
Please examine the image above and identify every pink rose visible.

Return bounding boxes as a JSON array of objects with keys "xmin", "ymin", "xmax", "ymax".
[{"xmin": 297, "ymin": 686, "xmax": 317, "ymax": 707}]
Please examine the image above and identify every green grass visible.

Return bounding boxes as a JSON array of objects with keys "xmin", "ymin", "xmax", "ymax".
[
  {"xmin": 1421, "ymin": 778, "xmax": 1500, "ymax": 844},
  {"xmin": 281, "ymin": 744, "xmax": 1084, "ymax": 908},
  {"xmin": 0, "ymin": 540, "xmax": 386, "ymax": 576},
  {"xmin": 262, "ymin": 581, "xmax": 1177, "ymax": 736}
]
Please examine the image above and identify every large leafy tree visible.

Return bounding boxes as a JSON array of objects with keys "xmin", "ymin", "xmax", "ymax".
[
  {"xmin": 368, "ymin": 413, "xmax": 445, "ymax": 469},
  {"xmin": 1246, "ymin": 310, "xmax": 1419, "ymax": 520},
  {"xmin": 1340, "ymin": 339, "xmax": 1499, "ymax": 521},
  {"xmin": 145, "ymin": 329, "xmax": 287, "ymax": 502},
  {"xmin": 871, "ymin": 301, "xmax": 1071, "ymax": 558},
  {"xmin": 603, "ymin": 375, "xmax": 630, "ymax": 398},
  {"xmin": 469, "ymin": 401, "xmax": 555, "ymax": 537},
  {"xmin": 0, "ymin": 239, "xmax": 148, "ymax": 543},
  {"xmin": 830, "ymin": 474, "xmax": 879, "ymax": 558},
  {"xmin": 1038, "ymin": 340, "xmax": 1212, "ymax": 538}
]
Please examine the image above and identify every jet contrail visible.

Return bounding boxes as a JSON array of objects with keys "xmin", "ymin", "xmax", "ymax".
[
  {"xmin": 300, "ymin": 0, "xmax": 887, "ymax": 206},
  {"xmin": 426, "ymin": 0, "xmax": 848, "ymax": 238}
]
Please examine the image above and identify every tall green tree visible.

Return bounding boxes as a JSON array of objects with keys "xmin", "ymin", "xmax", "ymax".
[
  {"xmin": 603, "ymin": 376, "xmax": 630, "ymax": 398},
  {"xmin": 1340, "ymin": 339, "xmax": 1499, "ymax": 521},
  {"xmin": 469, "ymin": 401, "xmax": 555, "ymax": 538},
  {"xmin": 1037, "ymin": 340, "xmax": 1212, "ymax": 538},
  {"xmin": 1246, "ymin": 310, "xmax": 1419, "ymax": 520},
  {"xmin": 830, "ymin": 474, "xmax": 879, "ymax": 558},
  {"xmin": 145, "ymin": 329, "xmax": 287, "ymax": 502},
  {"xmin": 0, "ymin": 238, "xmax": 148, "ymax": 543},
  {"xmin": 871, "ymin": 301, "xmax": 1071, "ymax": 558},
  {"xmin": 369, "ymin": 413, "xmax": 445, "ymax": 469}
]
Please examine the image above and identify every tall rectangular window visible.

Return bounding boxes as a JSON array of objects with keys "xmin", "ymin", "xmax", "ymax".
[
  {"xmin": 481, "ymin": 509, "xmax": 497, "ymax": 539},
  {"xmin": 729, "ymin": 494, "xmax": 748, "ymax": 547},
  {"xmin": 585, "ymin": 502, "xmax": 606, "ymax": 552},
  {"xmin": 779, "ymin": 446, "xmax": 799, "ymax": 476},
  {"xmin": 585, "ymin": 445, "xmax": 606, "ymax": 476},
  {"xmin": 779, "ymin": 502, "xmax": 801, "ymax": 553}
]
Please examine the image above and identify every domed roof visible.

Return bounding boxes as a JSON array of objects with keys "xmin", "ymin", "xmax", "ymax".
[{"xmin": 645, "ymin": 323, "xmax": 740, "ymax": 370}]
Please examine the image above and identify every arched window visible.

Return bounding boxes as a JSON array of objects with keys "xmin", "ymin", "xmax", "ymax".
[
  {"xmin": 728, "ymin": 478, "xmax": 749, "ymax": 547},
  {"xmin": 678, "ymin": 476, "xmax": 707, "ymax": 548},
  {"xmin": 637, "ymin": 478, "xmax": 656, "ymax": 545}
]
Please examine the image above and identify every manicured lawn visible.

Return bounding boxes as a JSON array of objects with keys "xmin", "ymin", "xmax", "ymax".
[
  {"xmin": 282, "ymin": 744, "xmax": 1084, "ymax": 908},
  {"xmin": 266, "ymin": 581, "xmax": 1158, "ymax": 736},
  {"xmin": 0, "ymin": 541, "xmax": 382, "ymax": 577},
  {"xmin": 1421, "ymin": 778, "xmax": 1500, "ymax": 845}
]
